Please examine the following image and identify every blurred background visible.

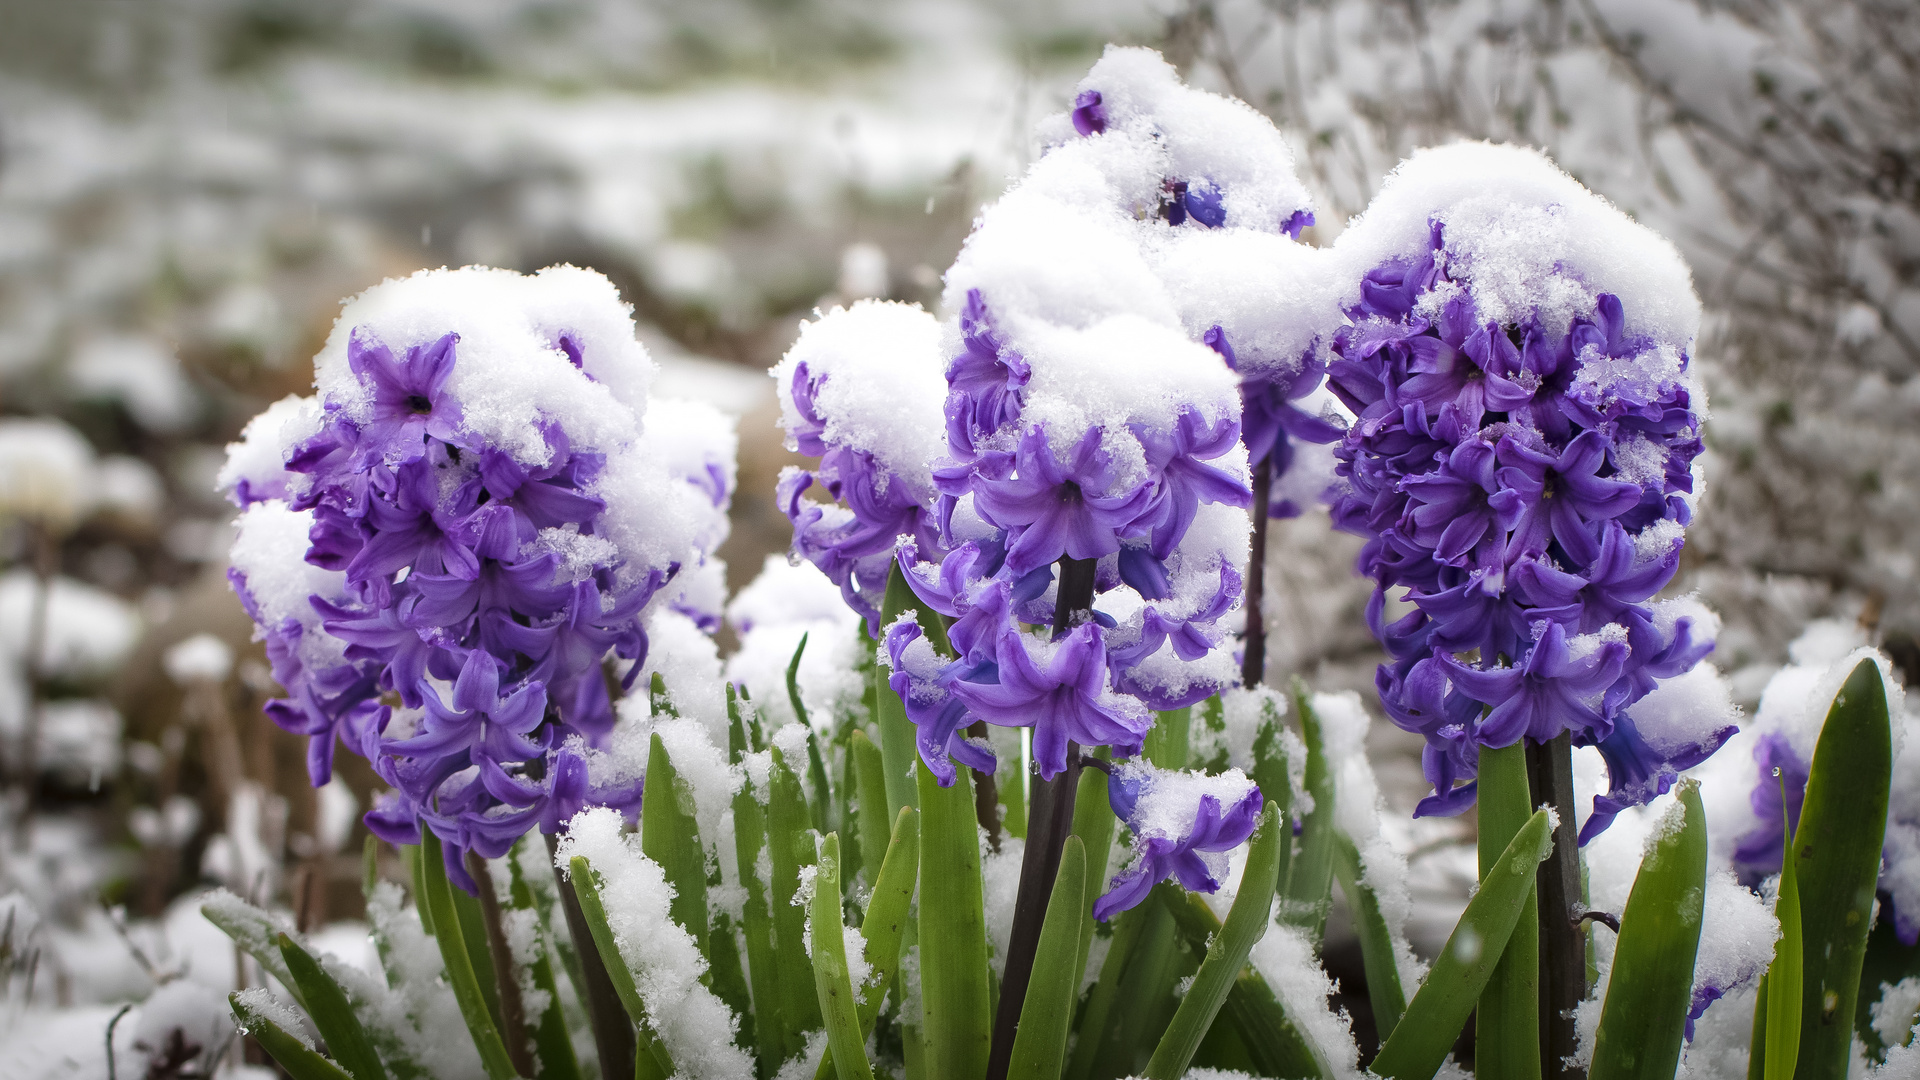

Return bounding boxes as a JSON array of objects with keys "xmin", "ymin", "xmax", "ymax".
[{"xmin": 0, "ymin": 0, "xmax": 1914, "ymax": 1072}]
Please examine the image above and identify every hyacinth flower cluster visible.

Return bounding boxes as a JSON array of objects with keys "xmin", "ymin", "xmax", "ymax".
[
  {"xmin": 1069, "ymin": 57, "xmax": 1343, "ymax": 530},
  {"xmin": 221, "ymin": 266, "xmax": 734, "ymax": 889},
  {"xmin": 776, "ymin": 53, "xmax": 1298, "ymax": 924},
  {"xmin": 1319, "ymin": 144, "xmax": 1736, "ymax": 840}
]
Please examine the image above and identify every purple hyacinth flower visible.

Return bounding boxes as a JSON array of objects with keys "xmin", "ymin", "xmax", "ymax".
[
  {"xmin": 1183, "ymin": 181, "xmax": 1226, "ymax": 228},
  {"xmin": 384, "ymin": 650, "xmax": 550, "ymax": 768},
  {"xmin": 1400, "ymin": 436, "xmax": 1502, "ymax": 566},
  {"xmin": 945, "ymin": 290, "xmax": 1030, "ymax": 456},
  {"xmin": 344, "ymin": 330, "xmax": 466, "ymax": 468},
  {"xmin": 1092, "ymin": 762, "xmax": 1263, "ymax": 921},
  {"xmin": 474, "ymin": 739, "xmax": 643, "ymax": 837},
  {"xmin": 969, "ymin": 426, "xmax": 1156, "ymax": 578},
  {"xmin": 884, "ymin": 618, "xmax": 996, "ymax": 786},
  {"xmin": 1439, "ymin": 622, "xmax": 1629, "ymax": 747},
  {"xmin": 1578, "ymin": 706, "xmax": 1735, "ymax": 845},
  {"xmin": 1071, "ymin": 90, "xmax": 1108, "ymax": 137},
  {"xmin": 345, "ymin": 459, "xmax": 482, "ymax": 585},
  {"xmin": 947, "ymin": 622, "xmax": 1149, "ymax": 780},
  {"xmin": 1282, "ymin": 209, "xmax": 1314, "ymax": 240},
  {"xmin": 470, "ymin": 442, "xmax": 605, "ymax": 533},
  {"xmin": 1730, "ymin": 734, "xmax": 1809, "ymax": 884},
  {"xmin": 1489, "ymin": 430, "xmax": 1644, "ymax": 568},
  {"xmin": 317, "ymin": 592, "xmax": 457, "ymax": 710},
  {"xmin": 1136, "ymin": 409, "xmax": 1250, "ymax": 560}
]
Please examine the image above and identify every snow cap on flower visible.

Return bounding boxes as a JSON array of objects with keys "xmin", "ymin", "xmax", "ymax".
[
  {"xmin": 1325, "ymin": 142, "xmax": 1718, "ymax": 835},
  {"xmin": 1038, "ymin": 46, "xmax": 1315, "ymax": 239},
  {"xmin": 772, "ymin": 300, "xmax": 949, "ymax": 628},
  {"xmin": 222, "ymin": 265, "xmax": 730, "ymax": 890},
  {"xmin": 1094, "ymin": 759, "xmax": 1263, "ymax": 921}
]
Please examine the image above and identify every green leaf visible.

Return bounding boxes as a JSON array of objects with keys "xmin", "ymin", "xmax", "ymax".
[
  {"xmin": 1589, "ymin": 780, "xmax": 1708, "ymax": 1080},
  {"xmin": 1141, "ymin": 707, "xmax": 1191, "ymax": 769},
  {"xmin": 1064, "ymin": 900, "xmax": 1150, "ymax": 1080},
  {"xmin": 448, "ymin": 876, "xmax": 502, "ymax": 1026},
  {"xmin": 770, "ymin": 741, "xmax": 825, "ymax": 1039},
  {"xmin": 1280, "ymin": 677, "xmax": 1334, "ymax": 944},
  {"xmin": 1005, "ymin": 836, "xmax": 1088, "ymax": 1080},
  {"xmin": 787, "ymin": 633, "xmax": 838, "ymax": 836},
  {"xmin": 1090, "ymin": 894, "xmax": 1193, "ymax": 1077},
  {"xmin": 277, "ymin": 933, "xmax": 390, "ymax": 1080},
  {"xmin": 1854, "ymin": 911, "xmax": 1920, "ymax": 1064},
  {"xmin": 201, "ymin": 893, "xmax": 303, "ymax": 1011},
  {"xmin": 732, "ymin": 688, "xmax": 790, "ymax": 1075},
  {"xmin": 230, "ymin": 992, "xmax": 355, "ymax": 1080},
  {"xmin": 640, "ymin": 731, "xmax": 710, "ymax": 955},
  {"xmin": 1249, "ymin": 693, "xmax": 1294, "ymax": 896},
  {"xmin": 565, "ymin": 854, "xmax": 675, "ymax": 1080},
  {"xmin": 1765, "ymin": 794, "xmax": 1803, "ymax": 1080},
  {"xmin": 1473, "ymin": 739, "xmax": 1539, "ymax": 1080},
  {"xmin": 1331, "ymin": 834, "xmax": 1409, "ymax": 1043},
  {"xmin": 1217, "ymin": 969, "xmax": 1337, "ymax": 1080},
  {"xmin": 1792, "ymin": 659, "xmax": 1893, "ymax": 1080},
  {"xmin": 914, "ymin": 757, "xmax": 992, "ymax": 1079},
  {"xmin": 504, "ymin": 841, "xmax": 582, "ymax": 1080},
  {"xmin": 1156, "ymin": 878, "xmax": 1334, "ymax": 1080},
  {"xmin": 810, "ymin": 833, "xmax": 876, "ymax": 1080},
  {"xmin": 851, "ymin": 728, "xmax": 893, "ymax": 889},
  {"xmin": 1144, "ymin": 803, "xmax": 1283, "ymax": 1079},
  {"xmin": 415, "ymin": 833, "xmax": 519, "ymax": 1080},
  {"xmin": 818, "ymin": 805, "xmax": 922, "ymax": 1080},
  {"xmin": 1066, "ymin": 746, "xmax": 1115, "ymax": 998},
  {"xmin": 1372, "ymin": 807, "xmax": 1556, "ymax": 1080}
]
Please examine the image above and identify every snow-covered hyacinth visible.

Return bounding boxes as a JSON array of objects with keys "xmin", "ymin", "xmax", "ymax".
[
  {"xmin": 882, "ymin": 48, "xmax": 1320, "ymax": 784},
  {"xmin": 1691, "ymin": 619, "xmax": 1920, "ymax": 945},
  {"xmin": 1093, "ymin": 759, "xmax": 1263, "ymax": 920},
  {"xmin": 774, "ymin": 299, "xmax": 950, "ymax": 631},
  {"xmin": 1326, "ymin": 143, "xmax": 1730, "ymax": 836},
  {"xmin": 1037, "ymin": 45, "xmax": 1344, "ymax": 524},
  {"xmin": 221, "ymin": 264, "xmax": 732, "ymax": 891}
]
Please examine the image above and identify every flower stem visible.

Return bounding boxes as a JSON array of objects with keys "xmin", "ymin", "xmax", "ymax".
[
  {"xmin": 1525, "ymin": 733, "xmax": 1584, "ymax": 1080},
  {"xmin": 546, "ymin": 831, "xmax": 636, "ymax": 1080},
  {"xmin": 987, "ymin": 555, "xmax": 1097, "ymax": 1080},
  {"xmin": 467, "ymin": 852, "xmax": 535, "ymax": 1078},
  {"xmin": 1241, "ymin": 456, "xmax": 1272, "ymax": 687}
]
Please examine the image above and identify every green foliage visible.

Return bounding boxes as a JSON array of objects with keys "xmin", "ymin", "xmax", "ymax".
[
  {"xmin": 229, "ymin": 992, "xmax": 355, "ymax": 1080},
  {"xmin": 915, "ymin": 750, "xmax": 993, "ymax": 1078},
  {"xmin": 1144, "ymin": 802, "xmax": 1283, "ymax": 1079},
  {"xmin": 1790, "ymin": 659, "xmax": 1893, "ymax": 1080},
  {"xmin": 209, "ymin": 660, "xmax": 1910, "ymax": 1080},
  {"xmin": 1752, "ymin": 788, "xmax": 1802, "ymax": 1080},
  {"xmin": 811, "ymin": 833, "xmax": 876, "ymax": 1080},
  {"xmin": 417, "ymin": 832, "xmax": 519, "ymax": 1080},
  {"xmin": 1589, "ymin": 781, "xmax": 1707, "ymax": 1080},
  {"xmin": 276, "ymin": 933, "xmax": 390, "ymax": 1080},
  {"xmin": 1280, "ymin": 678, "xmax": 1335, "ymax": 944},
  {"xmin": 1475, "ymin": 740, "xmax": 1540, "ymax": 1080},
  {"xmin": 1373, "ymin": 808, "xmax": 1556, "ymax": 1080},
  {"xmin": 1007, "ymin": 836, "xmax": 1087, "ymax": 1080}
]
